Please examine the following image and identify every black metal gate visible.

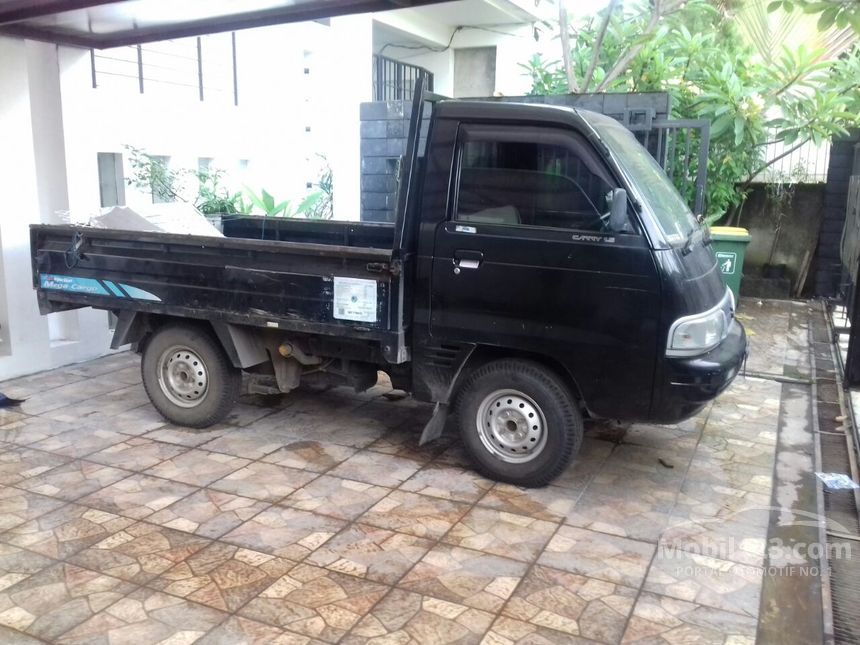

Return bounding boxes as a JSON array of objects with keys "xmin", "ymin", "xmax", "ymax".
[{"xmin": 372, "ymin": 55, "xmax": 433, "ymax": 102}]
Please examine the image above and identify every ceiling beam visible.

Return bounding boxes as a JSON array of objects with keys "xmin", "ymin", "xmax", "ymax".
[
  {"xmin": 0, "ymin": 0, "xmax": 458, "ymax": 49},
  {"xmin": 0, "ymin": 0, "xmax": 116, "ymax": 26}
]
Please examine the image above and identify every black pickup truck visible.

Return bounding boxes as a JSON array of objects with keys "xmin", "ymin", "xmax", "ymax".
[{"xmin": 30, "ymin": 80, "xmax": 746, "ymax": 486}]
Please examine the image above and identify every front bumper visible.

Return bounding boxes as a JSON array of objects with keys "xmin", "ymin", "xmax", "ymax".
[{"xmin": 651, "ymin": 319, "xmax": 747, "ymax": 423}]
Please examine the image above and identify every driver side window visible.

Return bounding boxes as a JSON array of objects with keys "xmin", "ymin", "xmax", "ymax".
[{"xmin": 455, "ymin": 129, "xmax": 620, "ymax": 232}]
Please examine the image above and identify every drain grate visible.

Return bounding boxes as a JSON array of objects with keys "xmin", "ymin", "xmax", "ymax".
[
  {"xmin": 831, "ymin": 549, "xmax": 860, "ymax": 644},
  {"xmin": 821, "ymin": 303, "xmax": 860, "ymax": 644}
]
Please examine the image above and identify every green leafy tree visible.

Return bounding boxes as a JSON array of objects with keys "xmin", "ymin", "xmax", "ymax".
[{"xmin": 524, "ymin": 0, "xmax": 860, "ymax": 223}]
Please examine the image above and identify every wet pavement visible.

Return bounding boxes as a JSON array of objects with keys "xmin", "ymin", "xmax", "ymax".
[{"xmin": 0, "ymin": 299, "xmax": 829, "ymax": 644}]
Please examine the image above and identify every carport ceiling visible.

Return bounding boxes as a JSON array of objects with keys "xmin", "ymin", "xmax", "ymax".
[{"xmin": 0, "ymin": 0, "xmax": 456, "ymax": 48}]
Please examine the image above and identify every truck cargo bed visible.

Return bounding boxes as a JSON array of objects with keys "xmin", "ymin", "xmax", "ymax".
[{"xmin": 31, "ymin": 220, "xmax": 408, "ymax": 361}]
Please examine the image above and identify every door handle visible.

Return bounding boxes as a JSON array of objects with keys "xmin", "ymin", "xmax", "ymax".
[{"xmin": 453, "ymin": 250, "xmax": 483, "ymax": 274}]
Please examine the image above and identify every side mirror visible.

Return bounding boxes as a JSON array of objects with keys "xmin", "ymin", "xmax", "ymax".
[{"xmin": 607, "ymin": 188, "xmax": 629, "ymax": 233}]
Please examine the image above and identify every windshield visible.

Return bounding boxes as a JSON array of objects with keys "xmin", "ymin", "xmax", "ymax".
[{"xmin": 583, "ymin": 112, "xmax": 698, "ymax": 245}]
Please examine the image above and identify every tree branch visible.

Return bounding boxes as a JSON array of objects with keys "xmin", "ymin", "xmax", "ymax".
[
  {"xmin": 582, "ymin": 0, "xmax": 620, "ymax": 92},
  {"xmin": 742, "ymin": 137, "xmax": 811, "ymax": 190},
  {"xmin": 559, "ymin": 2, "xmax": 579, "ymax": 93},
  {"xmin": 594, "ymin": 0, "xmax": 684, "ymax": 92}
]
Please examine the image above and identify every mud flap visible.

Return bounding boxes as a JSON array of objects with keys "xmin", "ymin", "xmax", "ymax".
[{"xmin": 419, "ymin": 402, "xmax": 448, "ymax": 446}]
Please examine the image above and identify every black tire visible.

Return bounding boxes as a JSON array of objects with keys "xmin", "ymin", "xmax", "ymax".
[
  {"xmin": 141, "ymin": 323, "xmax": 241, "ymax": 428},
  {"xmin": 455, "ymin": 359, "xmax": 583, "ymax": 487}
]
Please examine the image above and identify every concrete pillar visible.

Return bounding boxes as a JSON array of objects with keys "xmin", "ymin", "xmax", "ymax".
[
  {"xmin": 328, "ymin": 15, "xmax": 374, "ymax": 221},
  {"xmin": 0, "ymin": 38, "xmax": 111, "ymax": 381}
]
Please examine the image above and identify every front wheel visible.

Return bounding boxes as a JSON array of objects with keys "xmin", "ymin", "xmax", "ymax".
[
  {"xmin": 141, "ymin": 323, "xmax": 241, "ymax": 428},
  {"xmin": 456, "ymin": 359, "xmax": 583, "ymax": 487}
]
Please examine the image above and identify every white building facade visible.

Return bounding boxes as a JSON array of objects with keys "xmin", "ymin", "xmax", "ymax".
[{"xmin": 0, "ymin": 0, "xmax": 551, "ymax": 381}]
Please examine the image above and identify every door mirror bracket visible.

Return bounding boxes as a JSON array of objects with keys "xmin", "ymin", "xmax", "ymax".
[{"xmin": 607, "ymin": 188, "xmax": 630, "ymax": 233}]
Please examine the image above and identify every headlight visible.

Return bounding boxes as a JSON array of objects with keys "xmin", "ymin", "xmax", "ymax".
[{"xmin": 666, "ymin": 289, "xmax": 732, "ymax": 357}]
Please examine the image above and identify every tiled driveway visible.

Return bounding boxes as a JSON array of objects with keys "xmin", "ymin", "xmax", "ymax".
[{"xmin": 0, "ymin": 302, "xmax": 795, "ymax": 644}]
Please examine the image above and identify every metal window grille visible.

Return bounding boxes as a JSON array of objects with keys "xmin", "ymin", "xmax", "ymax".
[{"xmin": 372, "ymin": 55, "xmax": 433, "ymax": 102}]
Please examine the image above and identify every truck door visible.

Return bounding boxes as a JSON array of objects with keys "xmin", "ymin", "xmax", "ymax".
[{"xmin": 429, "ymin": 124, "xmax": 661, "ymax": 419}]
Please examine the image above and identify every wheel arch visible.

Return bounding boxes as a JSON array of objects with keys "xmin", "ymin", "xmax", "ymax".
[{"xmin": 457, "ymin": 346, "xmax": 586, "ymax": 413}]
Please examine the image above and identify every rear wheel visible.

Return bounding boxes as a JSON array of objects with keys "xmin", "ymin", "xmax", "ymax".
[
  {"xmin": 141, "ymin": 323, "xmax": 241, "ymax": 428},
  {"xmin": 456, "ymin": 359, "xmax": 582, "ymax": 487}
]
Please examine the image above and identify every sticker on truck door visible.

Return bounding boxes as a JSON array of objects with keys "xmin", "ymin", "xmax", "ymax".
[{"xmin": 333, "ymin": 277, "xmax": 377, "ymax": 323}]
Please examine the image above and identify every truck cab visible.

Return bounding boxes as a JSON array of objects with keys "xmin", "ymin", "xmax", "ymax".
[{"xmin": 29, "ymin": 83, "xmax": 746, "ymax": 487}]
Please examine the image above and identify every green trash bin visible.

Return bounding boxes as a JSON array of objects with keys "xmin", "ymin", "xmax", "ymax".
[{"xmin": 709, "ymin": 226, "xmax": 750, "ymax": 301}]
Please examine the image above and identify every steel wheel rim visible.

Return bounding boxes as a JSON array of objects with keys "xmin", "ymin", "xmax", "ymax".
[
  {"xmin": 476, "ymin": 389, "xmax": 547, "ymax": 463},
  {"xmin": 157, "ymin": 345, "xmax": 209, "ymax": 408}
]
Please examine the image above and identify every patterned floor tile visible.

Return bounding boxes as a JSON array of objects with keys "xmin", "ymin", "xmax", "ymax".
[
  {"xmin": 141, "ymin": 426, "xmax": 225, "ymax": 448},
  {"xmin": 144, "ymin": 449, "xmax": 250, "ymax": 487},
  {"xmin": 86, "ymin": 437, "xmax": 187, "ymax": 471},
  {"xmin": 0, "ymin": 563, "xmax": 134, "ymax": 641},
  {"xmin": 684, "ymin": 458, "xmax": 774, "ymax": 496},
  {"xmin": 399, "ymin": 464, "xmax": 493, "ymax": 503},
  {"xmin": 621, "ymin": 591, "xmax": 757, "ymax": 644},
  {"xmin": 262, "ymin": 441, "xmax": 356, "ymax": 473},
  {"xmin": 0, "ymin": 543, "xmax": 55, "ymax": 592},
  {"xmin": 343, "ymin": 588, "xmax": 494, "ymax": 645},
  {"xmin": 79, "ymin": 473, "xmax": 197, "ymax": 520},
  {"xmin": 359, "ymin": 491, "xmax": 470, "ymax": 540},
  {"xmin": 0, "ymin": 623, "xmax": 43, "ymax": 644},
  {"xmin": 367, "ymin": 429, "xmax": 452, "ymax": 462},
  {"xmin": 305, "ymin": 523, "xmax": 433, "ymax": 585},
  {"xmin": 502, "ymin": 564, "xmax": 637, "ymax": 643},
  {"xmin": 0, "ymin": 488, "xmax": 66, "ymax": 531},
  {"xmin": 282, "ymin": 476, "xmax": 390, "ymax": 521},
  {"xmin": 399, "ymin": 544, "xmax": 528, "ymax": 613},
  {"xmin": 239, "ymin": 563, "xmax": 389, "ymax": 643},
  {"xmin": 198, "ymin": 615, "xmax": 325, "ymax": 645},
  {"xmin": 565, "ymin": 491, "xmax": 672, "ymax": 544},
  {"xmin": 28, "ymin": 427, "xmax": 127, "ymax": 459},
  {"xmin": 479, "ymin": 483, "xmax": 577, "ymax": 523},
  {"xmin": 1, "ymin": 504, "xmax": 134, "ymax": 559},
  {"xmin": 110, "ymin": 404, "xmax": 168, "ymax": 436},
  {"xmin": 149, "ymin": 542, "xmax": 294, "ymax": 612},
  {"xmin": 223, "ymin": 506, "xmax": 346, "ymax": 560},
  {"xmin": 55, "ymin": 587, "xmax": 227, "ymax": 644},
  {"xmin": 147, "ymin": 489, "xmax": 269, "ymax": 538},
  {"xmin": 210, "ymin": 462, "xmax": 317, "ymax": 502},
  {"xmin": 483, "ymin": 615, "xmax": 586, "ymax": 644},
  {"xmin": 672, "ymin": 480, "xmax": 772, "ymax": 529},
  {"xmin": 693, "ymin": 434, "xmax": 775, "ymax": 469},
  {"xmin": 551, "ymin": 438, "xmax": 614, "ymax": 491},
  {"xmin": 329, "ymin": 451, "xmax": 423, "ymax": 488},
  {"xmin": 69, "ymin": 522, "xmax": 209, "ymax": 584},
  {"xmin": 16, "ymin": 461, "xmax": 130, "ymax": 501},
  {"xmin": 660, "ymin": 517, "xmax": 768, "ymax": 568},
  {"xmin": 256, "ymin": 409, "xmax": 388, "ymax": 450},
  {"xmin": 538, "ymin": 525, "xmax": 655, "ymax": 588},
  {"xmin": 201, "ymin": 428, "xmax": 291, "ymax": 460},
  {"xmin": 0, "ymin": 446, "xmax": 70, "ymax": 485},
  {"xmin": 42, "ymin": 385, "xmax": 149, "ymax": 424},
  {"xmin": 0, "ymin": 417, "xmax": 79, "ymax": 446},
  {"xmin": 643, "ymin": 551, "xmax": 763, "ymax": 617},
  {"xmin": 443, "ymin": 507, "xmax": 558, "ymax": 563}
]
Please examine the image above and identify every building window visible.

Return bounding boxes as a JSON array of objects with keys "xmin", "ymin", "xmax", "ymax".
[
  {"xmin": 150, "ymin": 155, "xmax": 173, "ymax": 203},
  {"xmin": 372, "ymin": 55, "xmax": 433, "ymax": 101},
  {"xmin": 198, "ymin": 157, "xmax": 214, "ymax": 173},
  {"xmin": 97, "ymin": 152, "xmax": 126, "ymax": 208}
]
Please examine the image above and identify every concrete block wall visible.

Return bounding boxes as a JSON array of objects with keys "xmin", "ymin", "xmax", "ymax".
[
  {"xmin": 359, "ymin": 101, "xmax": 410, "ymax": 223},
  {"xmin": 358, "ymin": 93, "xmax": 672, "ymax": 224}
]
